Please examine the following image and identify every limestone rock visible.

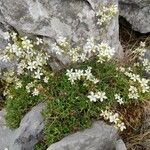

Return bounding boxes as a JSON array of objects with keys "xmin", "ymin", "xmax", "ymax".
[
  {"xmin": 0, "ymin": 0, "xmax": 122, "ymax": 70},
  {"xmin": 0, "ymin": 105, "xmax": 127, "ymax": 150},
  {"xmin": 47, "ymin": 121, "xmax": 127, "ymax": 150},
  {"xmin": 0, "ymin": 103, "xmax": 45, "ymax": 150},
  {"xmin": 140, "ymin": 101, "xmax": 150, "ymax": 150},
  {"xmin": 115, "ymin": 139, "xmax": 127, "ymax": 150},
  {"xmin": 0, "ymin": 109, "xmax": 14, "ymax": 149},
  {"xmin": 119, "ymin": 0, "xmax": 150, "ymax": 33}
]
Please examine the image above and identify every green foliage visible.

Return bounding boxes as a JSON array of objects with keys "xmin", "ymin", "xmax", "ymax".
[
  {"xmin": 5, "ymin": 75, "xmax": 44, "ymax": 128},
  {"xmin": 3, "ymin": 58, "xmax": 149, "ymax": 149},
  {"xmin": 34, "ymin": 142, "xmax": 47, "ymax": 150},
  {"xmin": 41, "ymin": 60, "xmax": 133, "ymax": 146}
]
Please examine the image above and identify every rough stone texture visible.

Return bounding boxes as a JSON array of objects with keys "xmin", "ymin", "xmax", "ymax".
[
  {"xmin": 115, "ymin": 139, "xmax": 127, "ymax": 150},
  {"xmin": 119, "ymin": 0, "xmax": 150, "ymax": 33},
  {"xmin": 140, "ymin": 101, "xmax": 150, "ymax": 150},
  {"xmin": 0, "ymin": 103, "xmax": 45, "ymax": 150},
  {"xmin": 0, "ymin": 109, "xmax": 14, "ymax": 149},
  {"xmin": 0, "ymin": 0, "xmax": 122, "ymax": 71},
  {"xmin": 47, "ymin": 121, "xmax": 127, "ymax": 150},
  {"xmin": 0, "ymin": 109, "xmax": 127, "ymax": 150}
]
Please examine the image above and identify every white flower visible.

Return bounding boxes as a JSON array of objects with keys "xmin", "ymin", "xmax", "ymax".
[
  {"xmin": 57, "ymin": 36, "xmax": 67, "ymax": 44},
  {"xmin": 51, "ymin": 43, "xmax": 63, "ymax": 55},
  {"xmin": 36, "ymin": 37, "xmax": 43, "ymax": 45},
  {"xmin": 96, "ymin": 4, "xmax": 118, "ymax": 26},
  {"xmin": 1, "ymin": 55, "xmax": 10, "ymax": 62},
  {"xmin": 128, "ymin": 86, "xmax": 139, "ymax": 99},
  {"xmin": 35, "ymin": 54, "xmax": 46, "ymax": 66},
  {"xmin": 109, "ymin": 113, "xmax": 119, "ymax": 123},
  {"xmin": 80, "ymin": 53, "xmax": 87, "ymax": 62},
  {"xmin": 97, "ymin": 43, "xmax": 115, "ymax": 63},
  {"xmin": 130, "ymin": 74, "xmax": 140, "ymax": 82},
  {"xmin": 100, "ymin": 110, "xmax": 110, "ymax": 120},
  {"xmin": 27, "ymin": 61, "xmax": 36, "ymax": 71},
  {"xmin": 91, "ymin": 78, "xmax": 99, "ymax": 84},
  {"xmin": 66, "ymin": 67, "xmax": 99, "ymax": 85},
  {"xmin": 75, "ymin": 69, "xmax": 84, "ymax": 80},
  {"xmin": 101, "ymin": 109, "xmax": 126, "ymax": 131},
  {"xmin": 97, "ymin": 91, "xmax": 107, "ymax": 102},
  {"xmin": 140, "ymin": 42, "xmax": 145, "ymax": 47},
  {"xmin": 66, "ymin": 69, "xmax": 77, "ymax": 84},
  {"xmin": 134, "ymin": 43, "xmax": 146, "ymax": 57},
  {"xmin": 133, "ymin": 62, "xmax": 140, "ymax": 67},
  {"xmin": 117, "ymin": 122, "xmax": 126, "ymax": 131},
  {"xmin": 143, "ymin": 58, "xmax": 149, "ymax": 67},
  {"xmin": 84, "ymin": 67, "xmax": 92, "ymax": 79},
  {"xmin": 84, "ymin": 37, "xmax": 96, "ymax": 54},
  {"xmin": 139, "ymin": 78, "xmax": 149, "ymax": 93},
  {"xmin": 34, "ymin": 69, "xmax": 43, "ymax": 79},
  {"xmin": 4, "ymin": 148, "xmax": 9, "ymax": 150},
  {"xmin": 115, "ymin": 94, "xmax": 124, "ymax": 105},
  {"xmin": 22, "ymin": 37, "xmax": 33, "ymax": 50},
  {"xmin": 26, "ymin": 82, "xmax": 34, "ymax": 93},
  {"xmin": 87, "ymin": 91, "xmax": 107, "ymax": 102},
  {"xmin": 3, "ymin": 32, "xmax": 10, "ymax": 40},
  {"xmin": 119, "ymin": 67, "xmax": 125, "ymax": 72},
  {"xmin": 32, "ymin": 88, "xmax": 39, "ymax": 96},
  {"xmin": 17, "ymin": 61, "xmax": 27, "ymax": 75},
  {"xmin": 15, "ymin": 81, "xmax": 22, "ymax": 89},
  {"xmin": 142, "ymin": 58, "xmax": 150, "ymax": 73},
  {"xmin": 117, "ymin": 98, "xmax": 124, "ymax": 105},
  {"xmin": 87, "ymin": 91, "xmax": 97, "ymax": 102},
  {"xmin": 43, "ymin": 76, "xmax": 49, "ymax": 83},
  {"xmin": 11, "ymin": 32, "xmax": 17, "ymax": 40}
]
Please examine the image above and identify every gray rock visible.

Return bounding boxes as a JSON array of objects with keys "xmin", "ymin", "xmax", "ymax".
[
  {"xmin": 115, "ymin": 139, "xmax": 127, "ymax": 150},
  {"xmin": 0, "ymin": 105, "xmax": 127, "ymax": 150},
  {"xmin": 0, "ymin": 0, "xmax": 122, "ymax": 71},
  {"xmin": 47, "ymin": 121, "xmax": 127, "ymax": 150},
  {"xmin": 0, "ymin": 109, "xmax": 14, "ymax": 149},
  {"xmin": 140, "ymin": 101, "xmax": 150, "ymax": 150},
  {"xmin": 119, "ymin": 0, "xmax": 150, "ymax": 33},
  {"xmin": 0, "ymin": 103, "xmax": 45, "ymax": 150}
]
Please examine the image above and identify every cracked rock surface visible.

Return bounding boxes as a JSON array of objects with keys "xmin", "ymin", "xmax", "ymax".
[
  {"xmin": 0, "ymin": 103, "xmax": 45, "ymax": 150},
  {"xmin": 0, "ymin": 0, "xmax": 122, "ymax": 70},
  {"xmin": 119, "ymin": 0, "xmax": 150, "ymax": 33}
]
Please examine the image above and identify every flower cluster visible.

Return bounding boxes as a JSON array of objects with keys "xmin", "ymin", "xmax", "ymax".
[
  {"xmin": 52, "ymin": 36, "xmax": 115, "ymax": 64},
  {"xmin": 0, "ymin": 31, "xmax": 53, "ymax": 100},
  {"xmin": 114, "ymin": 93, "xmax": 124, "ymax": 105},
  {"xmin": 134, "ymin": 42, "xmax": 150, "ymax": 74},
  {"xmin": 51, "ymin": 37, "xmax": 87, "ymax": 62},
  {"xmin": 87, "ymin": 91, "xmax": 107, "ymax": 102},
  {"xmin": 97, "ymin": 42, "xmax": 115, "ymax": 63},
  {"xmin": 128, "ymin": 86, "xmax": 139, "ymax": 99},
  {"xmin": 117, "ymin": 66, "xmax": 149, "ymax": 97},
  {"xmin": 25, "ymin": 81, "xmax": 45, "ymax": 96},
  {"xmin": 84, "ymin": 39, "xmax": 115, "ymax": 63},
  {"xmin": 66, "ymin": 67, "xmax": 99, "ymax": 85},
  {"xmin": 100, "ymin": 110, "xmax": 126, "ymax": 131},
  {"xmin": 142, "ymin": 58, "xmax": 150, "ymax": 73},
  {"xmin": 0, "ymin": 32, "xmax": 51, "ymax": 82},
  {"xmin": 96, "ymin": 4, "xmax": 118, "ymax": 26}
]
